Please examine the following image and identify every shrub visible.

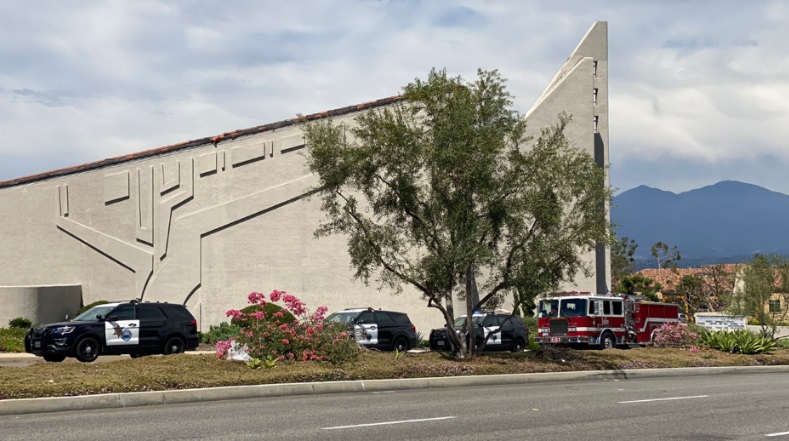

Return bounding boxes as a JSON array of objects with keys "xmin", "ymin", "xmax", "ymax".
[
  {"xmin": 8, "ymin": 317, "xmax": 32, "ymax": 329},
  {"xmin": 200, "ymin": 322, "xmax": 243, "ymax": 345},
  {"xmin": 777, "ymin": 338, "xmax": 789, "ymax": 350},
  {"xmin": 0, "ymin": 328, "xmax": 27, "ymax": 352},
  {"xmin": 651, "ymin": 322, "xmax": 698, "ymax": 348},
  {"xmin": 700, "ymin": 329, "xmax": 777, "ymax": 354},
  {"xmin": 218, "ymin": 290, "xmax": 360, "ymax": 364},
  {"xmin": 230, "ymin": 302, "xmax": 295, "ymax": 328},
  {"xmin": 74, "ymin": 300, "xmax": 109, "ymax": 317}
]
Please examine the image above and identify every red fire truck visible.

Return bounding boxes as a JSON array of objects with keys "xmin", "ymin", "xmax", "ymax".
[{"xmin": 535, "ymin": 292, "xmax": 680, "ymax": 349}]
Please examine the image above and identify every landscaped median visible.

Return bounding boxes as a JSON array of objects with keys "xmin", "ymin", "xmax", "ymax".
[{"xmin": 2, "ymin": 347, "xmax": 789, "ymax": 400}]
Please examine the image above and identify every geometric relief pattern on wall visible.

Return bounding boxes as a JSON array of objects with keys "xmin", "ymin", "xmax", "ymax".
[
  {"xmin": 56, "ymin": 150, "xmax": 315, "ymax": 306},
  {"xmin": 197, "ymin": 152, "xmax": 217, "ymax": 177},
  {"xmin": 160, "ymin": 161, "xmax": 180, "ymax": 195},
  {"xmin": 158, "ymin": 159, "xmax": 195, "ymax": 260},
  {"xmin": 230, "ymin": 141, "xmax": 268, "ymax": 168},
  {"xmin": 103, "ymin": 171, "xmax": 130, "ymax": 204},
  {"xmin": 57, "ymin": 185, "xmax": 69, "ymax": 217},
  {"xmin": 276, "ymin": 135, "xmax": 305, "ymax": 154},
  {"xmin": 136, "ymin": 167, "xmax": 154, "ymax": 245},
  {"xmin": 144, "ymin": 173, "xmax": 318, "ymax": 306},
  {"xmin": 55, "ymin": 183, "xmax": 153, "ymax": 299}
]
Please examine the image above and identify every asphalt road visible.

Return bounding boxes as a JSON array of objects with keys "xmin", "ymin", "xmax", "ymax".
[{"xmin": 2, "ymin": 372, "xmax": 788, "ymax": 440}]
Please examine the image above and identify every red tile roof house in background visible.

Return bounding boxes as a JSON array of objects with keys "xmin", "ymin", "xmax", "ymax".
[{"xmin": 636, "ymin": 265, "xmax": 740, "ymax": 296}]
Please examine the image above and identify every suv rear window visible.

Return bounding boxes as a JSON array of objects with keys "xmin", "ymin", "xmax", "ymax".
[
  {"xmin": 389, "ymin": 312, "xmax": 412, "ymax": 325},
  {"xmin": 159, "ymin": 304, "xmax": 195, "ymax": 321}
]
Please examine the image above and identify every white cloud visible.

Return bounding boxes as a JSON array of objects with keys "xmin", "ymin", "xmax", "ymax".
[{"xmin": 0, "ymin": 0, "xmax": 788, "ymax": 194}]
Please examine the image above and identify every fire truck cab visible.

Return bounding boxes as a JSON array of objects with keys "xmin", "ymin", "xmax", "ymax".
[{"xmin": 535, "ymin": 292, "xmax": 680, "ymax": 349}]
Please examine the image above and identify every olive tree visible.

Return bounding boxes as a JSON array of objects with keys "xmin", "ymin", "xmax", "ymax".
[{"xmin": 303, "ymin": 68, "xmax": 612, "ymax": 357}]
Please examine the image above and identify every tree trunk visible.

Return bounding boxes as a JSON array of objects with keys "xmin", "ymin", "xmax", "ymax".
[{"xmin": 465, "ymin": 265, "xmax": 479, "ymax": 356}]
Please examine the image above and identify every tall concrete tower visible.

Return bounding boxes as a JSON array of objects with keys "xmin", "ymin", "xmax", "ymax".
[{"xmin": 523, "ymin": 21, "xmax": 610, "ymax": 293}]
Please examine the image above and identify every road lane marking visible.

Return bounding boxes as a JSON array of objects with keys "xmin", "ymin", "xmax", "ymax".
[
  {"xmin": 619, "ymin": 395, "xmax": 709, "ymax": 404},
  {"xmin": 322, "ymin": 416, "xmax": 456, "ymax": 430},
  {"xmin": 766, "ymin": 431, "xmax": 789, "ymax": 437}
]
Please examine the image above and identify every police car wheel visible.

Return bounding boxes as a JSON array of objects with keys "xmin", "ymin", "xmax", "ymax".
[
  {"xmin": 393, "ymin": 337, "xmax": 409, "ymax": 352},
  {"xmin": 511, "ymin": 337, "xmax": 526, "ymax": 352},
  {"xmin": 163, "ymin": 336, "xmax": 185, "ymax": 355},
  {"xmin": 75, "ymin": 337, "xmax": 100, "ymax": 362},
  {"xmin": 43, "ymin": 354, "xmax": 66, "ymax": 362}
]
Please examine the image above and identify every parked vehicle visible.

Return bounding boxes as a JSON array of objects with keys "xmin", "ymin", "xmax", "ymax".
[
  {"xmin": 535, "ymin": 292, "xmax": 680, "ymax": 349},
  {"xmin": 325, "ymin": 308, "xmax": 418, "ymax": 352},
  {"xmin": 429, "ymin": 312, "xmax": 529, "ymax": 353},
  {"xmin": 24, "ymin": 300, "xmax": 199, "ymax": 362}
]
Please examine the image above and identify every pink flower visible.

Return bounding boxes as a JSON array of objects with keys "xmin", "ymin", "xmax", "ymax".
[
  {"xmin": 306, "ymin": 327, "xmax": 314, "ymax": 334},
  {"xmin": 273, "ymin": 311, "xmax": 284, "ymax": 318},
  {"xmin": 247, "ymin": 291, "xmax": 267, "ymax": 305},
  {"xmin": 225, "ymin": 309, "xmax": 243, "ymax": 320},
  {"xmin": 251, "ymin": 311, "xmax": 266, "ymax": 320},
  {"xmin": 281, "ymin": 339, "xmax": 290, "ymax": 345},
  {"xmin": 340, "ymin": 332, "xmax": 348, "ymax": 338},
  {"xmin": 269, "ymin": 290, "xmax": 284, "ymax": 302}
]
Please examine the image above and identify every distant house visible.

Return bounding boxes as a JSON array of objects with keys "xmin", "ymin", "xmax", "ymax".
[
  {"xmin": 635, "ymin": 264, "xmax": 789, "ymax": 321},
  {"xmin": 634, "ymin": 264, "xmax": 739, "ymax": 313}
]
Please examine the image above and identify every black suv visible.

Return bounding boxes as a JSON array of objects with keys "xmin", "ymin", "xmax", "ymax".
[
  {"xmin": 429, "ymin": 312, "xmax": 529, "ymax": 353},
  {"xmin": 325, "ymin": 308, "xmax": 418, "ymax": 352},
  {"xmin": 24, "ymin": 300, "xmax": 199, "ymax": 362}
]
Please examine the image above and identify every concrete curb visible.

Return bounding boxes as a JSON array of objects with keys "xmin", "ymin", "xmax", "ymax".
[{"xmin": 2, "ymin": 365, "xmax": 789, "ymax": 416}]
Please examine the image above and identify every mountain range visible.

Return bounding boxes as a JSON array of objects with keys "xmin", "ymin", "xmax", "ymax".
[{"xmin": 611, "ymin": 180, "xmax": 789, "ymax": 268}]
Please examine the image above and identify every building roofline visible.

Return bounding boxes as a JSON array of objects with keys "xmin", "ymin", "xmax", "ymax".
[{"xmin": 0, "ymin": 95, "xmax": 402, "ymax": 189}]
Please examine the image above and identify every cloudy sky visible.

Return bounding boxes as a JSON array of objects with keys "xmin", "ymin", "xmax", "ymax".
[{"xmin": 1, "ymin": 1, "xmax": 788, "ymax": 195}]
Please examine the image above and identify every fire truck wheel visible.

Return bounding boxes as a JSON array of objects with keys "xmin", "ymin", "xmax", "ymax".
[{"xmin": 601, "ymin": 332, "xmax": 616, "ymax": 350}]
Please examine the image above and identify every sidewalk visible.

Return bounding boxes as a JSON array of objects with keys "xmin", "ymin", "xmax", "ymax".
[{"xmin": 2, "ymin": 364, "xmax": 789, "ymax": 416}]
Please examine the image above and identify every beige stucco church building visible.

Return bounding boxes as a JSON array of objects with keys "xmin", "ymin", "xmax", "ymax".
[{"xmin": 0, "ymin": 22, "xmax": 610, "ymax": 335}]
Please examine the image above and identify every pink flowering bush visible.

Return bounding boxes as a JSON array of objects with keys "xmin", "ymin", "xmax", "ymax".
[
  {"xmin": 216, "ymin": 290, "xmax": 359, "ymax": 364},
  {"xmin": 651, "ymin": 322, "xmax": 699, "ymax": 348}
]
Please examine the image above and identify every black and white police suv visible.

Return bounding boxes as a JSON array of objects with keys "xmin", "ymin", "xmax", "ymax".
[
  {"xmin": 325, "ymin": 308, "xmax": 419, "ymax": 352},
  {"xmin": 429, "ymin": 312, "xmax": 529, "ymax": 353},
  {"xmin": 24, "ymin": 300, "xmax": 200, "ymax": 362}
]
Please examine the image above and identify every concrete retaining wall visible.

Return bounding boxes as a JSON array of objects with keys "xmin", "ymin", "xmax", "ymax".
[{"xmin": 0, "ymin": 285, "xmax": 82, "ymax": 326}]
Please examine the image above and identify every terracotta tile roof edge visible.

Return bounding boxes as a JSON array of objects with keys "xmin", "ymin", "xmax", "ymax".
[{"xmin": 0, "ymin": 95, "xmax": 403, "ymax": 189}]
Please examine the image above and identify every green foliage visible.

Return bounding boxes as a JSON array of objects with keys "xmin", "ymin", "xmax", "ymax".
[
  {"xmin": 0, "ymin": 328, "xmax": 27, "ymax": 352},
  {"xmin": 200, "ymin": 322, "xmax": 242, "ymax": 345},
  {"xmin": 726, "ymin": 254, "xmax": 789, "ymax": 339},
  {"xmin": 611, "ymin": 236, "xmax": 638, "ymax": 287},
  {"xmin": 651, "ymin": 241, "xmax": 681, "ymax": 270},
  {"xmin": 230, "ymin": 302, "xmax": 296, "ymax": 328},
  {"xmin": 8, "ymin": 317, "xmax": 32, "ymax": 329},
  {"xmin": 219, "ymin": 291, "xmax": 360, "ymax": 364},
  {"xmin": 303, "ymin": 68, "xmax": 612, "ymax": 358},
  {"xmin": 777, "ymin": 338, "xmax": 789, "ymax": 350},
  {"xmin": 75, "ymin": 300, "xmax": 109, "ymax": 317},
  {"xmin": 618, "ymin": 274, "xmax": 661, "ymax": 301},
  {"xmin": 699, "ymin": 329, "xmax": 776, "ymax": 354}
]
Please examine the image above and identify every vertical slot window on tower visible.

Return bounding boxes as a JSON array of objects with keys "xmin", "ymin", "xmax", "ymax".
[
  {"xmin": 593, "ymin": 88, "xmax": 598, "ymax": 104},
  {"xmin": 594, "ymin": 116, "xmax": 599, "ymax": 133},
  {"xmin": 593, "ymin": 60, "xmax": 598, "ymax": 77}
]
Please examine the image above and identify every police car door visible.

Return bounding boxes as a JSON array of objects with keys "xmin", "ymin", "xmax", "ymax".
[
  {"xmin": 104, "ymin": 304, "xmax": 140, "ymax": 347},
  {"xmin": 353, "ymin": 311, "xmax": 378, "ymax": 346},
  {"xmin": 483, "ymin": 315, "xmax": 503, "ymax": 346}
]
